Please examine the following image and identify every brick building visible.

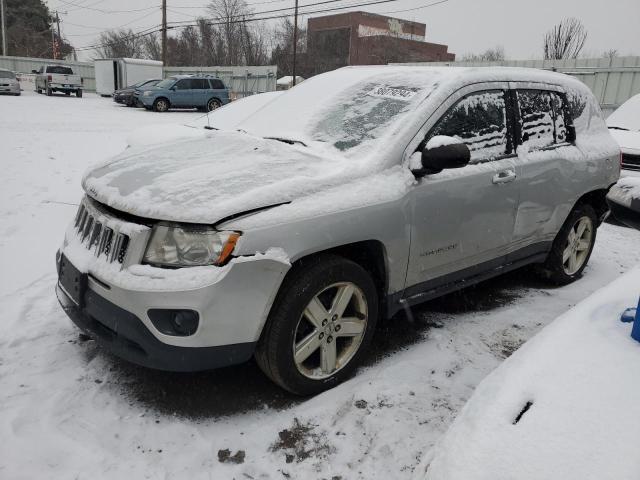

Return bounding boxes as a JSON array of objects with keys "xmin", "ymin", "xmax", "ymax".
[{"xmin": 306, "ymin": 12, "xmax": 455, "ymax": 75}]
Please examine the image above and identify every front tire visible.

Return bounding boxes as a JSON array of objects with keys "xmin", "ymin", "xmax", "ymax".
[
  {"xmin": 153, "ymin": 98, "xmax": 169, "ymax": 112},
  {"xmin": 538, "ymin": 204, "xmax": 597, "ymax": 285},
  {"xmin": 46, "ymin": 88, "xmax": 52, "ymax": 96},
  {"xmin": 76, "ymin": 89, "xmax": 82, "ymax": 98},
  {"xmin": 255, "ymin": 255, "xmax": 378, "ymax": 396}
]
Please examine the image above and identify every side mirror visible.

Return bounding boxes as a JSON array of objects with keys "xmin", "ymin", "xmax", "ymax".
[
  {"xmin": 415, "ymin": 136, "xmax": 471, "ymax": 176},
  {"xmin": 566, "ymin": 125, "xmax": 576, "ymax": 143},
  {"xmin": 170, "ymin": 86, "xmax": 176, "ymax": 91},
  {"xmin": 31, "ymin": 70, "xmax": 38, "ymax": 74}
]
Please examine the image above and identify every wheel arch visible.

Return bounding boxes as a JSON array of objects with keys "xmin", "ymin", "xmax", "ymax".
[
  {"xmin": 153, "ymin": 96, "xmax": 170, "ymax": 109},
  {"xmin": 574, "ymin": 187, "xmax": 610, "ymax": 225},
  {"xmin": 277, "ymin": 240, "xmax": 390, "ymax": 315}
]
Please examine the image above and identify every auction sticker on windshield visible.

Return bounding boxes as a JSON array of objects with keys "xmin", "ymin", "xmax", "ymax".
[{"xmin": 366, "ymin": 85, "xmax": 418, "ymax": 100}]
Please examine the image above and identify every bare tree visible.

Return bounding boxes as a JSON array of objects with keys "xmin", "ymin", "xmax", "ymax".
[
  {"xmin": 96, "ymin": 29, "xmax": 145, "ymax": 58},
  {"xmin": 461, "ymin": 46, "xmax": 505, "ymax": 62},
  {"xmin": 543, "ymin": 18, "xmax": 587, "ymax": 60},
  {"xmin": 603, "ymin": 49, "xmax": 619, "ymax": 60}
]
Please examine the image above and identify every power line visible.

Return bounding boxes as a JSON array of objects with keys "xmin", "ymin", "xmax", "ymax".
[
  {"xmin": 71, "ymin": 0, "xmax": 448, "ymax": 53},
  {"xmin": 382, "ymin": 0, "xmax": 448, "ymax": 15},
  {"xmin": 55, "ymin": 0, "xmax": 160, "ymax": 14}
]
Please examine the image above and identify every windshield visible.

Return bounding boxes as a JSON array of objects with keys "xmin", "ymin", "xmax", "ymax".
[
  {"xmin": 240, "ymin": 67, "xmax": 448, "ymax": 158},
  {"xmin": 0, "ymin": 70, "xmax": 15, "ymax": 79},
  {"xmin": 155, "ymin": 78, "xmax": 175, "ymax": 89},
  {"xmin": 46, "ymin": 66, "xmax": 73, "ymax": 74},
  {"xmin": 607, "ymin": 94, "xmax": 640, "ymax": 131}
]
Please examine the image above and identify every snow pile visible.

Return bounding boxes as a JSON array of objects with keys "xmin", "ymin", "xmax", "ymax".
[
  {"xmin": 607, "ymin": 177, "xmax": 640, "ymax": 207},
  {"xmin": 423, "ymin": 268, "xmax": 640, "ymax": 480}
]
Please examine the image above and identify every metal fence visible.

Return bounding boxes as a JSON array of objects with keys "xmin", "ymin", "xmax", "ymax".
[
  {"xmin": 393, "ymin": 56, "xmax": 640, "ymax": 115},
  {"xmin": 0, "ymin": 55, "xmax": 96, "ymax": 90},
  {"xmin": 0, "ymin": 55, "xmax": 277, "ymax": 97}
]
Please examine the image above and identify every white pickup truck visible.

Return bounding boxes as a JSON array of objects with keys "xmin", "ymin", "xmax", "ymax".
[{"xmin": 33, "ymin": 65, "xmax": 83, "ymax": 97}]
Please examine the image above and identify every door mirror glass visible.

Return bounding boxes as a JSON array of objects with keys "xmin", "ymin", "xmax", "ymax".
[{"xmin": 418, "ymin": 136, "xmax": 471, "ymax": 175}]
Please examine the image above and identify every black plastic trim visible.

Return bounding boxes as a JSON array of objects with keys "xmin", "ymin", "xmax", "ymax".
[
  {"xmin": 56, "ymin": 283, "xmax": 256, "ymax": 372},
  {"xmin": 387, "ymin": 241, "xmax": 552, "ymax": 317}
]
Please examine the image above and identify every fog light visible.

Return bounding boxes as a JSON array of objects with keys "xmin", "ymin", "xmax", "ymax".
[{"xmin": 148, "ymin": 309, "xmax": 199, "ymax": 336}]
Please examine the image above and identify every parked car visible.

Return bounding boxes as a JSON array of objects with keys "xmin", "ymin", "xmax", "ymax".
[
  {"xmin": 134, "ymin": 75, "xmax": 230, "ymax": 112},
  {"xmin": 56, "ymin": 66, "xmax": 620, "ymax": 395},
  {"xmin": 607, "ymin": 93, "xmax": 640, "ymax": 175},
  {"xmin": 607, "ymin": 177, "xmax": 640, "ymax": 230},
  {"xmin": 33, "ymin": 64, "xmax": 83, "ymax": 97},
  {"xmin": 0, "ymin": 69, "xmax": 20, "ymax": 95},
  {"xmin": 126, "ymin": 91, "xmax": 284, "ymax": 148},
  {"xmin": 113, "ymin": 78, "xmax": 161, "ymax": 106}
]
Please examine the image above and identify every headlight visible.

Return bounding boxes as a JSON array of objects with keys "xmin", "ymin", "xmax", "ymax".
[
  {"xmin": 143, "ymin": 225, "xmax": 240, "ymax": 267},
  {"xmin": 143, "ymin": 91, "xmax": 153, "ymax": 96}
]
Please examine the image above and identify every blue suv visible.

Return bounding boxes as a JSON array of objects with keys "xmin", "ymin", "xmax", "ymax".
[{"xmin": 135, "ymin": 75, "xmax": 230, "ymax": 112}]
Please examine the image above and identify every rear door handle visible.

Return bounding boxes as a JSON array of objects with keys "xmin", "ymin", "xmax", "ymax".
[{"xmin": 492, "ymin": 169, "xmax": 517, "ymax": 184}]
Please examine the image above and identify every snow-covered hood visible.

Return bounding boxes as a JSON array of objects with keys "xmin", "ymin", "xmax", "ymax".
[
  {"xmin": 609, "ymin": 128, "xmax": 640, "ymax": 155},
  {"xmin": 82, "ymin": 130, "xmax": 367, "ymax": 224}
]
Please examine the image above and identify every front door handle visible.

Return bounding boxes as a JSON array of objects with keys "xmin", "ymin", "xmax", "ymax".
[{"xmin": 492, "ymin": 169, "xmax": 517, "ymax": 184}]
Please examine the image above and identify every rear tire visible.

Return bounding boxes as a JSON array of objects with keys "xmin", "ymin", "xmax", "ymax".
[
  {"xmin": 206, "ymin": 98, "xmax": 222, "ymax": 112},
  {"xmin": 255, "ymin": 255, "xmax": 378, "ymax": 396},
  {"xmin": 46, "ymin": 88, "xmax": 52, "ymax": 96},
  {"xmin": 76, "ymin": 89, "xmax": 82, "ymax": 98},
  {"xmin": 537, "ymin": 204, "xmax": 597, "ymax": 285},
  {"xmin": 153, "ymin": 98, "xmax": 169, "ymax": 112}
]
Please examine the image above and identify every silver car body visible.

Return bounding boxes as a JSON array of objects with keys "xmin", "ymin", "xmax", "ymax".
[
  {"xmin": 0, "ymin": 69, "xmax": 20, "ymax": 95},
  {"xmin": 57, "ymin": 66, "xmax": 620, "ymax": 370}
]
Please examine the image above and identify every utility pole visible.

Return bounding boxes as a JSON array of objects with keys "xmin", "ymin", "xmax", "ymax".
[
  {"xmin": 161, "ymin": 0, "xmax": 167, "ymax": 66},
  {"xmin": 291, "ymin": 0, "xmax": 298, "ymax": 86},
  {"xmin": 0, "ymin": 0, "xmax": 7, "ymax": 57}
]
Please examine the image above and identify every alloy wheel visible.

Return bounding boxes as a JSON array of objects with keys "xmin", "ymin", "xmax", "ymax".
[
  {"xmin": 562, "ymin": 215, "xmax": 593, "ymax": 275},
  {"xmin": 293, "ymin": 282, "xmax": 368, "ymax": 380}
]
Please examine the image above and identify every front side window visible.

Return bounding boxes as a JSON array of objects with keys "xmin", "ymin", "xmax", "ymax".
[
  {"xmin": 0, "ymin": 70, "xmax": 15, "ymax": 79},
  {"xmin": 155, "ymin": 78, "xmax": 175, "ymax": 89},
  {"xmin": 174, "ymin": 79, "xmax": 192, "ymax": 90},
  {"xmin": 427, "ymin": 90, "xmax": 510, "ymax": 164},
  {"xmin": 517, "ymin": 90, "xmax": 555, "ymax": 150}
]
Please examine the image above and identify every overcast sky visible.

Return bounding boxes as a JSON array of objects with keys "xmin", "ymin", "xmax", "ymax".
[{"xmin": 46, "ymin": 0, "xmax": 640, "ymax": 61}]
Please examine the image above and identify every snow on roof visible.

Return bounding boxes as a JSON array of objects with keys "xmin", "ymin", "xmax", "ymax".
[
  {"xmin": 423, "ymin": 266, "xmax": 640, "ymax": 480},
  {"xmin": 243, "ymin": 66, "xmax": 594, "ymax": 166}
]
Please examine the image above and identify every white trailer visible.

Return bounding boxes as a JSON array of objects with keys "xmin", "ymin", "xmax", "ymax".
[{"xmin": 94, "ymin": 58, "xmax": 163, "ymax": 96}]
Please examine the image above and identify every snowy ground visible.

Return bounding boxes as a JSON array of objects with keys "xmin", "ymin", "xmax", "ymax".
[
  {"xmin": 1, "ymin": 90, "xmax": 640, "ymax": 479},
  {"xmin": 424, "ymin": 267, "xmax": 640, "ymax": 480}
]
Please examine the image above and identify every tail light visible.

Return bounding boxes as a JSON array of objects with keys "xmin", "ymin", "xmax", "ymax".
[{"xmin": 47, "ymin": 75, "xmax": 52, "ymax": 81}]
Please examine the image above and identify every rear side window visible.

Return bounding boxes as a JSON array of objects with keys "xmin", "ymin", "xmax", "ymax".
[
  {"xmin": 427, "ymin": 90, "xmax": 510, "ymax": 164},
  {"xmin": 192, "ymin": 79, "xmax": 210, "ymax": 89},
  {"xmin": 209, "ymin": 79, "xmax": 225, "ymax": 89},
  {"xmin": 46, "ymin": 66, "xmax": 73, "ymax": 74},
  {"xmin": 517, "ymin": 90, "xmax": 570, "ymax": 150}
]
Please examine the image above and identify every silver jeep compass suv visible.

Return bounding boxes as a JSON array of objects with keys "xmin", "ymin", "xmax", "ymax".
[{"xmin": 56, "ymin": 66, "xmax": 620, "ymax": 395}]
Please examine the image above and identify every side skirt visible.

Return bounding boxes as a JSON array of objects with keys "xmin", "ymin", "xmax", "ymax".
[{"xmin": 387, "ymin": 242, "xmax": 552, "ymax": 318}]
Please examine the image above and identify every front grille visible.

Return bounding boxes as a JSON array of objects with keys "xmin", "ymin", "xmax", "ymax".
[
  {"xmin": 622, "ymin": 153, "xmax": 640, "ymax": 171},
  {"xmin": 73, "ymin": 202, "xmax": 130, "ymax": 264}
]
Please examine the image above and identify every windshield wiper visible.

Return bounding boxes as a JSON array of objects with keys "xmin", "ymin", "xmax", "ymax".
[
  {"xmin": 609, "ymin": 126, "xmax": 630, "ymax": 131},
  {"xmin": 264, "ymin": 136, "xmax": 307, "ymax": 147}
]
